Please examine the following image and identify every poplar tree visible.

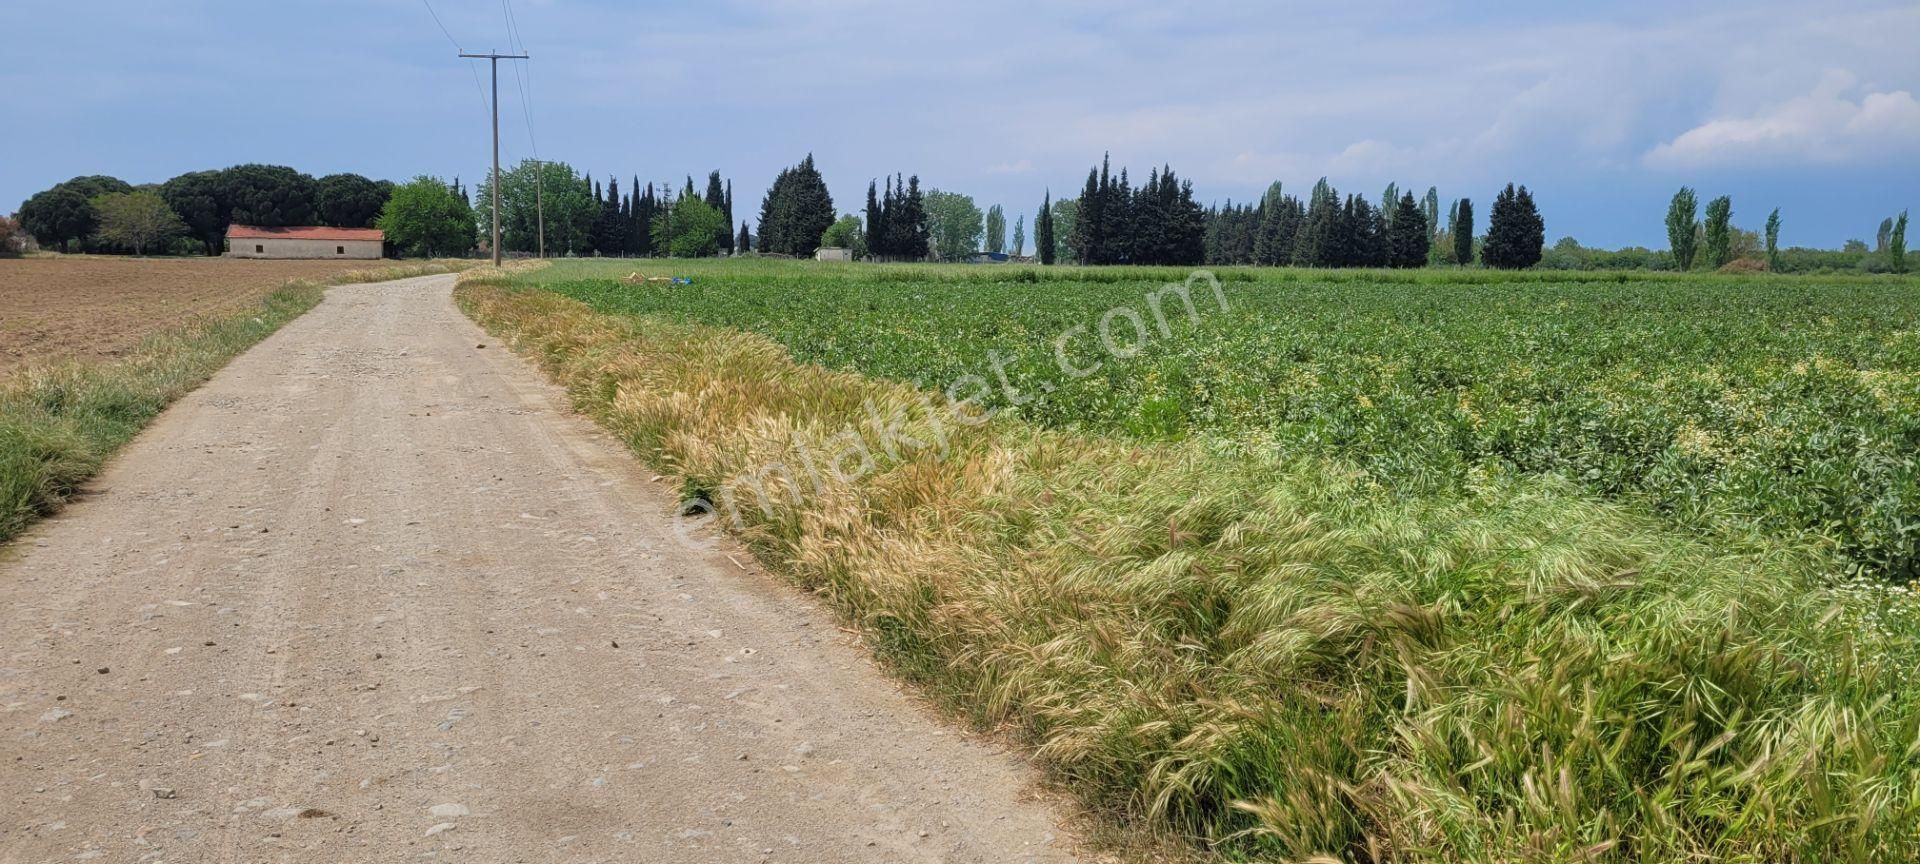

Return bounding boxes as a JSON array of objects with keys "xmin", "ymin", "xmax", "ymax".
[
  {"xmin": 985, "ymin": 204, "xmax": 1006, "ymax": 254},
  {"xmin": 1703, "ymin": 195, "xmax": 1733, "ymax": 269},
  {"xmin": 1764, "ymin": 208, "xmax": 1782, "ymax": 271},
  {"xmin": 1892, "ymin": 211, "xmax": 1909, "ymax": 274},
  {"xmin": 1666, "ymin": 187, "xmax": 1700, "ymax": 270}
]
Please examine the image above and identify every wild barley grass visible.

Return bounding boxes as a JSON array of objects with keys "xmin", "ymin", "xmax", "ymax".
[
  {"xmin": 458, "ymin": 272, "xmax": 1920, "ymax": 863},
  {"xmin": 0, "ymin": 261, "xmax": 467, "ymax": 542}
]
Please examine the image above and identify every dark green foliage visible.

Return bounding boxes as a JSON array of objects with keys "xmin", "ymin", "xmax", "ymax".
[
  {"xmin": 705, "ymin": 171, "xmax": 734, "ymax": 255},
  {"xmin": 862, "ymin": 173, "xmax": 928, "ymax": 261},
  {"xmin": 1293, "ymin": 181, "xmax": 1342, "ymax": 267},
  {"xmin": 593, "ymin": 175, "xmax": 628, "ymax": 256},
  {"xmin": 1482, "ymin": 183, "xmax": 1544, "ymax": 269},
  {"xmin": 1070, "ymin": 156, "xmax": 1204, "ymax": 266},
  {"xmin": 1704, "ymin": 195, "xmax": 1733, "ymax": 269},
  {"xmin": 737, "ymin": 221, "xmax": 751, "ymax": 254},
  {"xmin": 1252, "ymin": 194, "xmax": 1302, "ymax": 266},
  {"xmin": 1667, "ymin": 187, "xmax": 1700, "ymax": 270},
  {"xmin": 1388, "ymin": 191, "xmax": 1429, "ymax": 268},
  {"xmin": 756, "ymin": 154, "xmax": 834, "ymax": 257},
  {"xmin": 221, "ymin": 164, "xmax": 318, "ymax": 228},
  {"xmin": 1765, "ymin": 208, "xmax": 1782, "ymax": 271},
  {"xmin": 1452, "ymin": 197, "xmax": 1475, "ymax": 266},
  {"xmin": 19, "ymin": 175, "xmax": 132, "ymax": 252},
  {"xmin": 314, "ymin": 173, "xmax": 390, "ymax": 228},
  {"xmin": 1892, "ymin": 211, "xmax": 1908, "ymax": 274},
  {"xmin": 1035, "ymin": 191, "xmax": 1056, "ymax": 265},
  {"xmin": 160, "ymin": 171, "xmax": 229, "ymax": 256}
]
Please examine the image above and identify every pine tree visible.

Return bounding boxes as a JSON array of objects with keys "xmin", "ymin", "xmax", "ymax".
[
  {"xmin": 1295, "ymin": 182, "xmax": 1340, "ymax": 267},
  {"xmin": 1666, "ymin": 187, "xmax": 1700, "ymax": 270},
  {"xmin": 1389, "ymin": 191, "xmax": 1429, "ymax": 268},
  {"xmin": 1451, "ymin": 197, "xmax": 1474, "ymax": 266},
  {"xmin": 900, "ymin": 175, "xmax": 929, "ymax": 261},
  {"xmin": 1483, "ymin": 183, "xmax": 1545, "ymax": 269}
]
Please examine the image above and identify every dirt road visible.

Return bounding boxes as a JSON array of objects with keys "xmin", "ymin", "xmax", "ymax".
[{"xmin": 0, "ymin": 274, "xmax": 1078, "ymax": 863}]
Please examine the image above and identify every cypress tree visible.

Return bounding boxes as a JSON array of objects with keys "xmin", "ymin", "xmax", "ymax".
[
  {"xmin": 865, "ymin": 180, "xmax": 887, "ymax": 260},
  {"xmin": 738, "ymin": 221, "xmax": 751, "ymax": 254},
  {"xmin": 1073, "ymin": 166, "xmax": 1101, "ymax": 264},
  {"xmin": 1452, "ymin": 197, "xmax": 1474, "ymax": 266},
  {"xmin": 1036, "ymin": 191, "xmax": 1055, "ymax": 265},
  {"xmin": 723, "ymin": 181, "xmax": 735, "ymax": 253}
]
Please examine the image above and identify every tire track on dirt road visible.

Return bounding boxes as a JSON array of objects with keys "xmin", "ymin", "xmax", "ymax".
[{"xmin": 0, "ymin": 273, "xmax": 1080, "ymax": 863}]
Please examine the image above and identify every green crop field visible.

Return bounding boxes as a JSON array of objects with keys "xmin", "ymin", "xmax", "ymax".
[
  {"xmin": 465, "ymin": 259, "xmax": 1920, "ymax": 861},
  {"xmin": 526, "ymin": 259, "xmax": 1920, "ymax": 583}
]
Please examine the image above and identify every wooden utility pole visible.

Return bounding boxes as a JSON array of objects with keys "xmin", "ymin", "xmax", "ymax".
[{"xmin": 460, "ymin": 51, "xmax": 528, "ymax": 266}]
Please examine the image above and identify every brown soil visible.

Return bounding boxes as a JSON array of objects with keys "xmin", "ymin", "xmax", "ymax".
[{"xmin": 0, "ymin": 256, "xmax": 397, "ymax": 372}]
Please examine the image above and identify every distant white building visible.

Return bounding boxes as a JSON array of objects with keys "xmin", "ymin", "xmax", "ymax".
[
  {"xmin": 227, "ymin": 225, "xmax": 383, "ymax": 259},
  {"xmin": 814, "ymin": 247, "xmax": 853, "ymax": 262}
]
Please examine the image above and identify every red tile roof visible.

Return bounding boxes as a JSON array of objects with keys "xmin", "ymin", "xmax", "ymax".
[{"xmin": 227, "ymin": 225, "xmax": 384, "ymax": 241}]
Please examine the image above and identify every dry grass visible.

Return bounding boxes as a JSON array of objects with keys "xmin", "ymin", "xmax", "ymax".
[{"xmin": 459, "ymin": 272, "xmax": 1920, "ymax": 863}]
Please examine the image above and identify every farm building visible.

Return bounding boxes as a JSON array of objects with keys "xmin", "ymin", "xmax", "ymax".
[{"xmin": 227, "ymin": 225, "xmax": 383, "ymax": 259}]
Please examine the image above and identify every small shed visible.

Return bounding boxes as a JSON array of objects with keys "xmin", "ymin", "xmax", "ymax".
[
  {"xmin": 227, "ymin": 225, "xmax": 383, "ymax": 259},
  {"xmin": 814, "ymin": 247, "xmax": 853, "ymax": 262}
]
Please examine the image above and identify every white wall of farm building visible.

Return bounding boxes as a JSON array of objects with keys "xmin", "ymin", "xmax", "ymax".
[{"xmin": 228, "ymin": 238, "xmax": 382, "ymax": 259}]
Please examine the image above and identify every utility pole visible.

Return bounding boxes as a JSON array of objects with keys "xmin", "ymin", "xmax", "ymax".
[{"xmin": 460, "ymin": 51, "xmax": 528, "ymax": 266}]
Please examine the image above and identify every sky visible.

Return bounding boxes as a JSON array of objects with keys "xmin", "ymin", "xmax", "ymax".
[{"xmin": 4, "ymin": 0, "xmax": 1917, "ymax": 249}]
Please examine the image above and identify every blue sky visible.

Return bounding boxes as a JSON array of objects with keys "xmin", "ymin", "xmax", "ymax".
[{"xmin": 5, "ymin": 0, "xmax": 1916, "ymax": 248}]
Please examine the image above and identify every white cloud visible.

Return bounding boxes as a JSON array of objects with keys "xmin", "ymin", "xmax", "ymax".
[{"xmin": 1645, "ymin": 69, "xmax": 1920, "ymax": 169}]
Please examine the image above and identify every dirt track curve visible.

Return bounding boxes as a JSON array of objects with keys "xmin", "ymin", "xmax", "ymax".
[{"xmin": 0, "ymin": 274, "xmax": 1078, "ymax": 863}]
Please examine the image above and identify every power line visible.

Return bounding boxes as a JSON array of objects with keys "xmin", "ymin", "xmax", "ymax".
[{"xmin": 420, "ymin": 0, "xmax": 463, "ymax": 51}]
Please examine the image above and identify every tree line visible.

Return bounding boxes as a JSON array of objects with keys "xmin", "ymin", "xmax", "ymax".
[
  {"xmin": 16, "ymin": 166, "xmax": 401, "ymax": 255},
  {"xmin": 1665, "ymin": 188, "xmax": 1907, "ymax": 274},
  {"xmin": 16, "ymin": 158, "xmax": 1904, "ymax": 272}
]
